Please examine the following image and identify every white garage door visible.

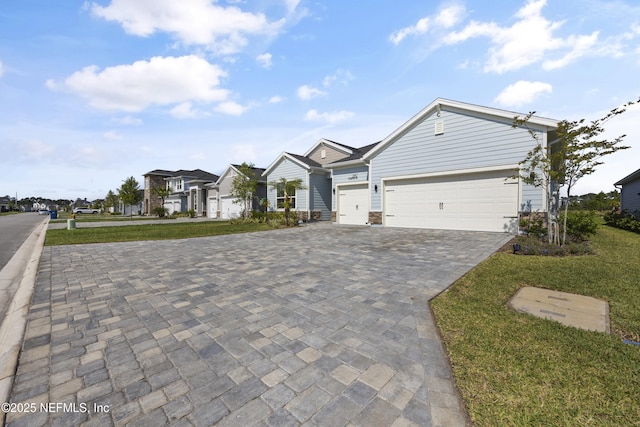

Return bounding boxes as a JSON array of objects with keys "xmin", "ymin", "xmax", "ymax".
[
  {"xmin": 208, "ymin": 198, "xmax": 218, "ymax": 219},
  {"xmin": 338, "ymin": 184, "xmax": 369, "ymax": 225},
  {"xmin": 220, "ymin": 196, "xmax": 242, "ymax": 219},
  {"xmin": 384, "ymin": 170, "xmax": 518, "ymax": 232}
]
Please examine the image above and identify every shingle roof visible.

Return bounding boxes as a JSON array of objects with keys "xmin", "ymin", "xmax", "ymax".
[
  {"xmin": 285, "ymin": 153, "xmax": 323, "ymax": 168},
  {"xmin": 615, "ymin": 168, "xmax": 640, "ymax": 186},
  {"xmin": 326, "ymin": 141, "xmax": 381, "ymax": 164}
]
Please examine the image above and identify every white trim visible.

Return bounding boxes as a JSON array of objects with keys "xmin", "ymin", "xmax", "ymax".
[
  {"xmin": 303, "ymin": 138, "xmax": 353, "ymax": 158},
  {"xmin": 262, "ymin": 153, "xmax": 311, "ymax": 176},
  {"xmin": 380, "ymin": 164, "xmax": 519, "ymax": 184},
  {"xmin": 364, "ymin": 98, "xmax": 559, "ymax": 161}
]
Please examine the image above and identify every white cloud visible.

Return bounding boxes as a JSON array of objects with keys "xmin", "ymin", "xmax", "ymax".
[
  {"xmin": 256, "ymin": 53, "xmax": 273, "ymax": 69},
  {"xmin": 89, "ymin": 0, "xmax": 286, "ymax": 55},
  {"xmin": 305, "ymin": 109, "xmax": 354, "ymax": 123},
  {"xmin": 322, "ymin": 69, "xmax": 354, "ymax": 87},
  {"xmin": 103, "ymin": 130, "xmax": 122, "ymax": 140},
  {"xmin": 112, "ymin": 115, "xmax": 142, "ymax": 126},
  {"xmin": 215, "ymin": 100, "xmax": 250, "ymax": 115},
  {"xmin": 170, "ymin": 102, "xmax": 208, "ymax": 119},
  {"xmin": 390, "ymin": 4, "xmax": 466, "ymax": 45},
  {"xmin": 297, "ymin": 84, "xmax": 326, "ymax": 100},
  {"xmin": 494, "ymin": 80, "xmax": 553, "ymax": 108},
  {"xmin": 51, "ymin": 55, "xmax": 229, "ymax": 112},
  {"xmin": 268, "ymin": 95, "xmax": 285, "ymax": 104},
  {"xmin": 440, "ymin": 0, "xmax": 604, "ymax": 73}
]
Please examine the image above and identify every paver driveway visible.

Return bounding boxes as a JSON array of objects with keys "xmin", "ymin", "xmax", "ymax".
[{"xmin": 7, "ymin": 224, "xmax": 511, "ymax": 427}]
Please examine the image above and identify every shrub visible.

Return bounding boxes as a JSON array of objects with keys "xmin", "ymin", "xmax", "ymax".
[
  {"xmin": 153, "ymin": 206, "xmax": 168, "ymax": 217},
  {"xmin": 604, "ymin": 210, "xmax": 640, "ymax": 234},
  {"xmin": 512, "ymin": 235, "xmax": 592, "ymax": 256},
  {"xmin": 519, "ymin": 217, "xmax": 546, "ymax": 239},
  {"xmin": 187, "ymin": 209, "xmax": 196, "ymax": 218},
  {"xmin": 561, "ymin": 211, "xmax": 598, "ymax": 241}
]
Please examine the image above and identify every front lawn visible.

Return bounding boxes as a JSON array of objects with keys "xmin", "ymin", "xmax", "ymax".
[
  {"xmin": 431, "ymin": 225, "xmax": 640, "ymax": 426},
  {"xmin": 45, "ymin": 221, "xmax": 273, "ymax": 245}
]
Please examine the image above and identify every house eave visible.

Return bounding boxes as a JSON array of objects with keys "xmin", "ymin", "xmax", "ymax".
[{"xmin": 363, "ymin": 97, "xmax": 560, "ymax": 161}]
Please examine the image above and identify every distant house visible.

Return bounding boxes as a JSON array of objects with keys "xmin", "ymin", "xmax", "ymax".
[
  {"xmin": 143, "ymin": 169, "xmax": 219, "ymax": 216},
  {"xmin": 208, "ymin": 164, "xmax": 267, "ymax": 219},
  {"xmin": 0, "ymin": 196, "xmax": 11, "ymax": 212},
  {"xmin": 615, "ymin": 168, "xmax": 640, "ymax": 218},
  {"xmin": 263, "ymin": 139, "xmax": 357, "ymax": 221}
]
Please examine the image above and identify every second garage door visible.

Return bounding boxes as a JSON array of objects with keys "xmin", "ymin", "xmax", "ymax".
[
  {"xmin": 384, "ymin": 170, "xmax": 519, "ymax": 232},
  {"xmin": 338, "ymin": 184, "xmax": 369, "ymax": 225},
  {"xmin": 220, "ymin": 196, "xmax": 243, "ymax": 219}
]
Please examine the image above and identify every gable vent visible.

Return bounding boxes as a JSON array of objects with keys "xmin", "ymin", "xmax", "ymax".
[{"xmin": 434, "ymin": 120, "xmax": 444, "ymax": 135}]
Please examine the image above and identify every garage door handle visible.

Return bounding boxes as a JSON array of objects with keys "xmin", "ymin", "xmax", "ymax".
[
  {"xmin": 503, "ymin": 216, "xmax": 518, "ymax": 218},
  {"xmin": 386, "ymin": 214, "xmax": 395, "ymax": 217}
]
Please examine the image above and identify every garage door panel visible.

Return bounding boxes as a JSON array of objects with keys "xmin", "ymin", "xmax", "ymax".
[
  {"xmin": 338, "ymin": 184, "xmax": 369, "ymax": 225},
  {"xmin": 384, "ymin": 171, "xmax": 518, "ymax": 232},
  {"xmin": 221, "ymin": 196, "xmax": 242, "ymax": 219}
]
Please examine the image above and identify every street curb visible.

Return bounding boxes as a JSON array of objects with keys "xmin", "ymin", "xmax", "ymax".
[{"xmin": 0, "ymin": 217, "xmax": 49, "ymax": 420}]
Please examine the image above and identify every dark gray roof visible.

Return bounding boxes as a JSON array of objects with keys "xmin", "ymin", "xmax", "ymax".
[
  {"xmin": 144, "ymin": 169, "xmax": 175, "ymax": 177},
  {"xmin": 615, "ymin": 168, "xmax": 640, "ymax": 186},
  {"xmin": 231, "ymin": 165, "xmax": 267, "ymax": 182},
  {"xmin": 328, "ymin": 141, "xmax": 381, "ymax": 164},
  {"xmin": 286, "ymin": 153, "xmax": 323, "ymax": 168}
]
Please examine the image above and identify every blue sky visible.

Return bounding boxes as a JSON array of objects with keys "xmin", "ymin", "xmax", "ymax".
[{"xmin": 1, "ymin": 0, "xmax": 639, "ymax": 201}]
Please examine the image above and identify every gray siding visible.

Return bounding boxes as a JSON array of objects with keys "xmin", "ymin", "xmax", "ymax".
[
  {"xmin": 370, "ymin": 109, "xmax": 547, "ymax": 211},
  {"xmin": 307, "ymin": 143, "xmax": 350, "ymax": 165},
  {"xmin": 331, "ymin": 165, "xmax": 369, "ymax": 210},
  {"xmin": 621, "ymin": 179, "xmax": 640, "ymax": 215},
  {"xmin": 310, "ymin": 172, "xmax": 332, "ymax": 219},
  {"xmin": 265, "ymin": 158, "xmax": 308, "ymax": 211},
  {"xmin": 218, "ymin": 169, "xmax": 238, "ymax": 195}
]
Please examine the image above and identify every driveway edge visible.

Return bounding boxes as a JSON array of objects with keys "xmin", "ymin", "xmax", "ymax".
[{"xmin": 0, "ymin": 217, "xmax": 49, "ymax": 422}]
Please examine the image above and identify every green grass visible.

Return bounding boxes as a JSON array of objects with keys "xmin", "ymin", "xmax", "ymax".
[
  {"xmin": 431, "ymin": 225, "xmax": 640, "ymax": 426},
  {"xmin": 45, "ymin": 221, "xmax": 273, "ymax": 245},
  {"xmin": 50, "ymin": 212, "xmax": 167, "ymax": 223}
]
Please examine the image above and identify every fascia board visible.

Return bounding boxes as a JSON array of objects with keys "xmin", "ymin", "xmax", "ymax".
[
  {"xmin": 303, "ymin": 138, "xmax": 354, "ymax": 157},
  {"xmin": 363, "ymin": 97, "xmax": 559, "ymax": 161}
]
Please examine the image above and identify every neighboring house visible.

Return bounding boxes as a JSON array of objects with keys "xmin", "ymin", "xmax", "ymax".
[
  {"xmin": 143, "ymin": 169, "xmax": 174, "ymax": 215},
  {"xmin": 263, "ymin": 139, "xmax": 355, "ymax": 221},
  {"xmin": 0, "ymin": 196, "xmax": 11, "ymax": 212},
  {"xmin": 615, "ymin": 168, "xmax": 640, "ymax": 218},
  {"xmin": 326, "ymin": 142, "xmax": 380, "ymax": 225},
  {"xmin": 328, "ymin": 98, "xmax": 559, "ymax": 233},
  {"xmin": 143, "ymin": 169, "xmax": 218, "ymax": 216},
  {"xmin": 207, "ymin": 164, "xmax": 267, "ymax": 219},
  {"xmin": 117, "ymin": 190, "xmax": 144, "ymax": 216}
]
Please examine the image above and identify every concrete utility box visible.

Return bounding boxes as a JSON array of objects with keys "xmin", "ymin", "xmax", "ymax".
[{"xmin": 67, "ymin": 219, "xmax": 76, "ymax": 230}]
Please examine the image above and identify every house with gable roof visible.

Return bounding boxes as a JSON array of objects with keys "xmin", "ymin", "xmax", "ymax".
[
  {"xmin": 207, "ymin": 164, "xmax": 267, "ymax": 219},
  {"xmin": 262, "ymin": 139, "xmax": 356, "ymax": 221},
  {"xmin": 143, "ymin": 169, "xmax": 219, "ymax": 216},
  {"xmin": 331, "ymin": 98, "xmax": 560, "ymax": 232}
]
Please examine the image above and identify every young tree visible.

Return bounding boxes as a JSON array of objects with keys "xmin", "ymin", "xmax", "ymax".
[
  {"xmin": 118, "ymin": 176, "xmax": 142, "ymax": 218},
  {"xmin": 268, "ymin": 177, "xmax": 306, "ymax": 226},
  {"xmin": 151, "ymin": 186, "xmax": 171, "ymax": 217},
  {"xmin": 104, "ymin": 190, "xmax": 118, "ymax": 214},
  {"xmin": 230, "ymin": 162, "xmax": 259, "ymax": 219},
  {"xmin": 514, "ymin": 98, "xmax": 636, "ymax": 245}
]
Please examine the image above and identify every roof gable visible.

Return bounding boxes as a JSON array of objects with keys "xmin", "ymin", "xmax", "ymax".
[
  {"xmin": 615, "ymin": 168, "xmax": 640, "ymax": 186},
  {"xmin": 363, "ymin": 98, "xmax": 559, "ymax": 161},
  {"xmin": 303, "ymin": 138, "xmax": 355, "ymax": 158},
  {"xmin": 263, "ymin": 152, "xmax": 321, "ymax": 176}
]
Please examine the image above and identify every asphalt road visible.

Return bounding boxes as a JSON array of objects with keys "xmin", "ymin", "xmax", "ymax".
[{"xmin": 0, "ymin": 213, "xmax": 47, "ymax": 271}]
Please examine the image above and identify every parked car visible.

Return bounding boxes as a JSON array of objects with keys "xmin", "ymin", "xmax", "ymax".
[
  {"xmin": 73, "ymin": 207, "xmax": 99, "ymax": 214},
  {"xmin": 38, "ymin": 209, "xmax": 49, "ymax": 215}
]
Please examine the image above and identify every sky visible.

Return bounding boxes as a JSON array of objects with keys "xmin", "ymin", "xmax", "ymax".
[{"xmin": 1, "ymin": 0, "xmax": 639, "ymax": 202}]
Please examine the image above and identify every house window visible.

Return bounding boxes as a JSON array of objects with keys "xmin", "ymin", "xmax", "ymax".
[
  {"xmin": 176, "ymin": 180, "xmax": 183, "ymax": 191},
  {"xmin": 277, "ymin": 187, "xmax": 296, "ymax": 209}
]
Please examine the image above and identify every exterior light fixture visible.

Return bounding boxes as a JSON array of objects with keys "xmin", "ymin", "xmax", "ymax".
[{"xmin": 374, "ymin": 185, "xmax": 378, "ymax": 193}]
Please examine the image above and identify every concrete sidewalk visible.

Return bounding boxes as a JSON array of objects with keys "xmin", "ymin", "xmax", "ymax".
[{"xmin": 6, "ymin": 224, "xmax": 512, "ymax": 427}]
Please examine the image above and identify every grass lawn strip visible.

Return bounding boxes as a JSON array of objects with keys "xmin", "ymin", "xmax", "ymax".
[
  {"xmin": 431, "ymin": 225, "xmax": 640, "ymax": 426},
  {"xmin": 45, "ymin": 221, "xmax": 273, "ymax": 245}
]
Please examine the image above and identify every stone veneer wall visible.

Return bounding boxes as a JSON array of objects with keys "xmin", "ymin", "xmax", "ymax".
[
  {"xmin": 368, "ymin": 211, "xmax": 382, "ymax": 225},
  {"xmin": 144, "ymin": 175, "xmax": 166, "ymax": 215},
  {"xmin": 331, "ymin": 211, "xmax": 337, "ymax": 222}
]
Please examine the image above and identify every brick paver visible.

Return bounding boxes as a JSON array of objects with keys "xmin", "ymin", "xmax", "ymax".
[{"xmin": 6, "ymin": 223, "xmax": 510, "ymax": 426}]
